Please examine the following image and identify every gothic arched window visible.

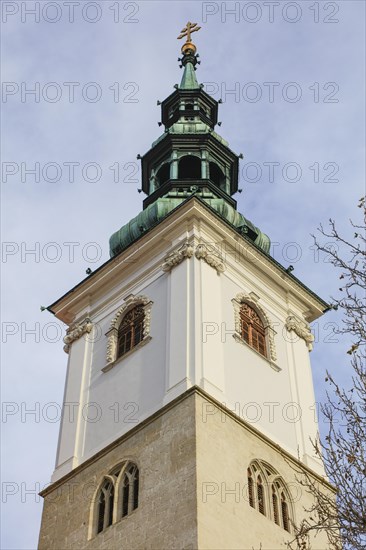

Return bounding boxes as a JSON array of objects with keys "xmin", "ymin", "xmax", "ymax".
[
  {"xmin": 247, "ymin": 468, "xmax": 255, "ymax": 508},
  {"xmin": 121, "ymin": 463, "xmax": 139, "ymax": 518},
  {"xmin": 117, "ymin": 305, "xmax": 145, "ymax": 359},
  {"xmin": 92, "ymin": 462, "xmax": 139, "ymax": 538},
  {"xmin": 97, "ymin": 480, "xmax": 114, "ymax": 534},
  {"xmin": 257, "ymin": 475, "xmax": 266, "ymax": 515},
  {"xmin": 280, "ymin": 487, "xmax": 291, "ymax": 532},
  {"xmin": 247, "ymin": 460, "xmax": 293, "ymax": 534},
  {"xmin": 272, "ymin": 485, "xmax": 280, "ymax": 525},
  {"xmin": 240, "ymin": 303, "xmax": 267, "ymax": 358}
]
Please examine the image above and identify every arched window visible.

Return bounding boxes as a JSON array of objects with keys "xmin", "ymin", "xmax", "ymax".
[
  {"xmin": 247, "ymin": 460, "xmax": 293, "ymax": 534},
  {"xmin": 281, "ymin": 491, "xmax": 290, "ymax": 532},
  {"xmin": 122, "ymin": 463, "xmax": 139, "ymax": 518},
  {"xmin": 178, "ymin": 155, "xmax": 201, "ymax": 180},
  {"xmin": 92, "ymin": 462, "xmax": 139, "ymax": 538},
  {"xmin": 97, "ymin": 480, "xmax": 114, "ymax": 534},
  {"xmin": 232, "ymin": 293, "xmax": 277, "ymax": 364},
  {"xmin": 105, "ymin": 295, "xmax": 153, "ymax": 370},
  {"xmin": 117, "ymin": 305, "xmax": 145, "ymax": 359},
  {"xmin": 247, "ymin": 468, "xmax": 255, "ymax": 508},
  {"xmin": 240, "ymin": 303, "xmax": 267, "ymax": 358},
  {"xmin": 209, "ymin": 162, "xmax": 226, "ymax": 190},
  {"xmin": 272, "ymin": 485, "xmax": 280, "ymax": 525},
  {"xmin": 155, "ymin": 163, "xmax": 170, "ymax": 188},
  {"xmin": 257, "ymin": 475, "xmax": 265, "ymax": 515}
]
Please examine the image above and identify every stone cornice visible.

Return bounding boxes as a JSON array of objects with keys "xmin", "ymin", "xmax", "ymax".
[
  {"xmin": 48, "ymin": 198, "xmax": 328, "ymax": 325},
  {"xmin": 39, "ymin": 386, "xmax": 335, "ymax": 498}
]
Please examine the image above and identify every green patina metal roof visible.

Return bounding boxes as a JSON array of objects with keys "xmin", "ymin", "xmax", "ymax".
[
  {"xmin": 109, "ymin": 196, "xmax": 270, "ymax": 257},
  {"xmin": 179, "ymin": 60, "xmax": 200, "ymax": 90},
  {"xmin": 109, "ymin": 37, "xmax": 270, "ymax": 264}
]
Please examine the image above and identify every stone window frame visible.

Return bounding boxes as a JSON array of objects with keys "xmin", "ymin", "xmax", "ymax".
[
  {"xmin": 247, "ymin": 460, "xmax": 294, "ymax": 534},
  {"xmin": 103, "ymin": 295, "xmax": 153, "ymax": 373},
  {"xmin": 88, "ymin": 461, "xmax": 140, "ymax": 540},
  {"xmin": 232, "ymin": 292, "xmax": 278, "ymax": 368}
]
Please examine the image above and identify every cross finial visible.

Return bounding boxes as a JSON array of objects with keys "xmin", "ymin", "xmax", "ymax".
[{"xmin": 177, "ymin": 21, "xmax": 201, "ymax": 43}]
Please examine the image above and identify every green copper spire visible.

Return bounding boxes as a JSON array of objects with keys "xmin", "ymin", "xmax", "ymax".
[
  {"xmin": 177, "ymin": 21, "xmax": 201, "ymax": 90},
  {"xmin": 108, "ymin": 22, "xmax": 272, "ymax": 260},
  {"xmin": 179, "ymin": 61, "xmax": 199, "ymax": 90}
]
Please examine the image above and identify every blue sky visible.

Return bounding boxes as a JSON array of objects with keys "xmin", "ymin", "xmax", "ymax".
[{"xmin": 1, "ymin": 1, "xmax": 365, "ymax": 548}]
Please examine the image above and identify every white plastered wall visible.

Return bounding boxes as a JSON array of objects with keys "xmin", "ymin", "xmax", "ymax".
[{"xmin": 51, "ymin": 200, "xmax": 324, "ymax": 481}]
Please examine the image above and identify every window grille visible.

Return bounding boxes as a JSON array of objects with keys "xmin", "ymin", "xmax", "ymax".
[
  {"xmin": 117, "ymin": 306, "xmax": 145, "ymax": 358},
  {"xmin": 240, "ymin": 303, "xmax": 267, "ymax": 357}
]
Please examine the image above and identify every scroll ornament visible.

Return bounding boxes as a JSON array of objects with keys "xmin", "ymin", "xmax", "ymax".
[
  {"xmin": 63, "ymin": 318, "xmax": 93, "ymax": 353},
  {"xmin": 285, "ymin": 315, "xmax": 314, "ymax": 351},
  {"xmin": 162, "ymin": 242, "xmax": 226, "ymax": 274}
]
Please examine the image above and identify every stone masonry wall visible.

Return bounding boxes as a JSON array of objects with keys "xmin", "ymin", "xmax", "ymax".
[{"xmin": 38, "ymin": 393, "xmax": 198, "ymax": 550}]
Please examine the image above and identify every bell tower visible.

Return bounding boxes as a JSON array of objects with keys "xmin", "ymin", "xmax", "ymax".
[{"xmin": 38, "ymin": 25, "xmax": 334, "ymax": 550}]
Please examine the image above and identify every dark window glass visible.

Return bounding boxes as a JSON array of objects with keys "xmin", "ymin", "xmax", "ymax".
[
  {"xmin": 122, "ymin": 464, "xmax": 139, "ymax": 518},
  {"xmin": 281, "ymin": 493, "xmax": 290, "ymax": 532},
  {"xmin": 248, "ymin": 469, "xmax": 255, "ymax": 508},
  {"xmin": 272, "ymin": 487, "xmax": 280, "ymax": 525},
  {"xmin": 257, "ymin": 476, "xmax": 265, "ymax": 516},
  {"xmin": 178, "ymin": 155, "xmax": 201, "ymax": 180}
]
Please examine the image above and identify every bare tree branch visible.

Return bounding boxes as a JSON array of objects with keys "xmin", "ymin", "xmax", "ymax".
[{"xmin": 289, "ymin": 197, "xmax": 366, "ymax": 550}]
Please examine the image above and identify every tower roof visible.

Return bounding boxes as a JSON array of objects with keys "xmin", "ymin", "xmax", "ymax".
[
  {"xmin": 177, "ymin": 22, "xmax": 201, "ymax": 90},
  {"xmin": 179, "ymin": 61, "xmax": 199, "ymax": 90},
  {"xmin": 109, "ymin": 23, "xmax": 270, "ymax": 259}
]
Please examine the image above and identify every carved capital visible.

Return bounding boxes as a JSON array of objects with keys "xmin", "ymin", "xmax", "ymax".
[
  {"xmin": 162, "ymin": 242, "xmax": 194, "ymax": 272},
  {"xmin": 195, "ymin": 244, "xmax": 226, "ymax": 273},
  {"xmin": 63, "ymin": 318, "xmax": 93, "ymax": 354},
  {"xmin": 162, "ymin": 242, "xmax": 226, "ymax": 274},
  {"xmin": 285, "ymin": 315, "xmax": 314, "ymax": 351}
]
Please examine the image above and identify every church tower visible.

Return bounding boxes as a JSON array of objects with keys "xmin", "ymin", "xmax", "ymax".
[{"xmin": 38, "ymin": 24, "xmax": 333, "ymax": 549}]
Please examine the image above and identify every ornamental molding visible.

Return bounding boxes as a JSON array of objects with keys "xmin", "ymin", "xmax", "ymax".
[
  {"xmin": 162, "ymin": 241, "xmax": 226, "ymax": 274},
  {"xmin": 232, "ymin": 293, "xmax": 277, "ymax": 363},
  {"xmin": 63, "ymin": 318, "xmax": 93, "ymax": 354},
  {"xmin": 285, "ymin": 314, "xmax": 314, "ymax": 351},
  {"xmin": 195, "ymin": 243, "xmax": 226, "ymax": 273},
  {"xmin": 162, "ymin": 242, "xmax": 194, "ymax": 272},
  {"xmin": 105, "ymin": 295, "xmax": 153, "ymax": 366}
]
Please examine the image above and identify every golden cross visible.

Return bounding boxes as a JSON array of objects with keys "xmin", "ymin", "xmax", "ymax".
[{"xmin": 177, "ymin": 21, "xmax": 201, "ymax": 43}]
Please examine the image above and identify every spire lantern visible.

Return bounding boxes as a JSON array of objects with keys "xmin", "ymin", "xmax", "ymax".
[{"xmin": 108, "ymin": 23, "xmax": 271, "ymax": 257}]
